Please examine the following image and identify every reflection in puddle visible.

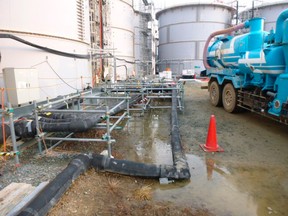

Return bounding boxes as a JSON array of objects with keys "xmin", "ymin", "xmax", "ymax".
[
  {"xmin": 153, "ymin": 154, "xmax": 288, "ymax": 216},
  {"xmin": 122, "ymin": 109, "xmax": 173, "ymax": 165},
  {"xmin": 116, "ymin": 108, "xmax": 288, "ymax": 216}
]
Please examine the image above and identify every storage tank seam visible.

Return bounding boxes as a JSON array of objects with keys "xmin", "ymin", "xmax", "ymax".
[
  {"xmin": 158, "ymin": 40, "xmax": 207, "ymax": 46},
  {"xmin": 110, "ymin": 26, "xmax": 134, "ymax": 35},
  {"xmin": 158, "ymin": 21, "xmax": 234, "ymax": 31},
  {"xmin": 117, "ymin": 0, "xmax": 133, "ymax": 9},
  {"xmin": 156, "ymin": 3, "xmax": 235, "ymax": 19}
]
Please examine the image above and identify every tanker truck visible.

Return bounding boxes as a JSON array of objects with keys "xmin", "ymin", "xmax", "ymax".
[{"xmin": 204, "ymin": 9, "xmax": 288, "ymax": 124}]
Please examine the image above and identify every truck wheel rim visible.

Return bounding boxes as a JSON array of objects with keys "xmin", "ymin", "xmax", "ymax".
[
  {"xmin": 224, "ymin": 90, "xmax": 232, "ymax": 106},
  {"xmin": 211, "ymin": 87, "xmax": 217, "ymax": 99}
]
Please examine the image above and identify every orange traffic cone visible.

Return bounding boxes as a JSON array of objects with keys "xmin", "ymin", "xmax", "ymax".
[{"xmin": 200, "ymin": 115, "xmax": 224, "ymax": 152}]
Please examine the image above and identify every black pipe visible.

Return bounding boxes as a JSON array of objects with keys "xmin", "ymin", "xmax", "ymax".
[
  {"xmin": 38, "ymin": 117, "xmax": 76, "ymax": 123},
  {"xmin": 170, "ymin": 89, "xmax": 191, "ymax": 179},
  {"xmin": 92, "ymin": 154, "xmax": 190, "ymax": 180},
  {"xmin": 17, "ymin": 154, "xmax": 91, "ymax": 216},
  {"xmin": 12, "ymin": 94, "xmax": 142, "ymax": 138},
  {"xmin": 39, "ymin": 116, "xmax": 102, "ymax": 132},
  {"xmin": 0, "ymin": 124, "xmax": 11, "ymax": 144},
  {"xmin": 16, "ymin": 153, "xmax": 189, "ymax": 215},
  {"xmin": 92, "ymin": 154, "xmax": 163, "ymax": 178},
  {"xmin": 90, "ymin": 89, "xmax": 190, "ymax": 180},
  {"xmin": 0, "ymin": 34, "xmax": 90, "ymax": 59}
]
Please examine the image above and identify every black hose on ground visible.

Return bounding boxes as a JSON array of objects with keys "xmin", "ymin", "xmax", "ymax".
[
  {"xmin": 92, "ymin": 154, "xmax": 162, "ymax": 178},
  {"xmin": 170, "ymin": 89, "xmax": 191, "ymax": 179},
  {"xmin": 92, "ymin": 154, "xmax": 190, "ymax": 179},
  {"xmin": 17, "ymin": 154, "xmax": 91, "ymax": 216},
  {"xmin": 90, "ymin": 89, "xmax": 190, "ymax": 180}
]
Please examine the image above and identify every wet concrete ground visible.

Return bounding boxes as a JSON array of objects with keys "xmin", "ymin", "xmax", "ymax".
[{"xmin": 115, "ymin": 81, "xmax": 288, "ymax": 216}]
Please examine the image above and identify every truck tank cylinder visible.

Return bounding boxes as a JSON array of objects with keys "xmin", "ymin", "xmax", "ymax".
[{"xmin": 205, "ymin": 8, "xmax": 288, "ymax": 123}]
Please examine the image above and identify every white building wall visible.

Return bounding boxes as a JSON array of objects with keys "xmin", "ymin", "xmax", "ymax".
[{"xmin": 0, "ymin": 0, "xmax": 91, "ymax": 105}]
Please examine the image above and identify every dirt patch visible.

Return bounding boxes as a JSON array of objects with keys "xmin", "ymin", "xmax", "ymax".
[{"xmin": 48, "ymin": 169, "xmax": 212, "ymax": 216}]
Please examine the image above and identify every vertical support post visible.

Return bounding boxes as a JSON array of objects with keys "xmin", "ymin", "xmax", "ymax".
[
  {"xmin": 178, "ymin": 61, "xmax": 181, "ymax": 77},
  {"xmin": 141, "ymin": 88, "xmax": 145, "ymax": 113},
  {"xmin": 89, "ymin": 89, "xmax": 93, "ymax": 106},
  {"xmin": 182, "ymin": 85, "xmax": 184, "ymax": 110},
  {"xmin": 99, "ymin": 0, "xmax": 104, "ymax": 80},
  {"xmin": 114, "ymin": 56, "xmax": 117, "ymax": 84},
  {"xmin": 77, "ymin": 90, "xmax": 81, "ymax": 111},
  {"xmin": 72, "ymin": 98, "xmax": 75, "ymax": 110},
  {"xmin": 126, "ymin": 95, "xmax": 130, "ymax": 117},
  {"xmin": 180, "ymin": 82, "xmax": 184, "ymax": 111},
  {"xmin": 34, "ymin": 101, "xmax": 42, "ymax": 153},
  {"xmin": 106, "ymin": 105, "xmax": 112, "ymax": 158},
  {"xmin": 126, "ymin": 95, "xmax": 130, "ymax": 131},
  {"xmin": 7, "ymin": 103, "xmax": 20, "ymax": 166}
]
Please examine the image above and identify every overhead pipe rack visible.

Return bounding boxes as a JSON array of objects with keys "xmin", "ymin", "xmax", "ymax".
[{"xmin": 101, "ymin": 79, "xmax": 185, "ymax": 113}]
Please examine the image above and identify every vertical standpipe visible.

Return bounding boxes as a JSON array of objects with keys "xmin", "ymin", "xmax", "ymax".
[
  {"xmin": 283, "ymin": 19, "xmax": 288, "ymax": 73},
  {"xmin": 247, "ymin": 18, "xmax": 265, "ymax": 51},
  {"xmin": 249, "ymin": 17, "xmax": 264, "ymax": 32},
  {"xmin": 275, "ymin": 9, "xmax": 288, "ymax": 44}
]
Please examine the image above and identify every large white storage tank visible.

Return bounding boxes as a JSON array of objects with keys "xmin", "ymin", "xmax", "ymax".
[
  {"xmin": 239, "ymin": 1, "xmax": 288, "ymax": 31},
  {"xmin": 156, "ymin": 3, "xmax": 235, "ymax": 76},
  {"xmin": 0, "ymin": 0, "xmax": 91, "ymax": 104},
  {"xmin": 108, "ymin": 0, "xmax": 135, "ymax": 80},
  {"xmin": 133, "ymin": 0, "xmax": 154, "ymax": 77}
]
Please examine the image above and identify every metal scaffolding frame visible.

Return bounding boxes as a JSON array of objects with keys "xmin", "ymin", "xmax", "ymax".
[
  {"xmin": 33, "ymin": 90, "xmax": 132, "ymax": 158},
  {"xmin": 3, "ymin": 79, "xmax": 184, "ymax": 164},
  {"xmin": 102, "ymin": 79, "xmax": 184, "ymax": 113},
  {"xmin": 0, "ymin": 103, "xmax": 20, "ymax": 166}
]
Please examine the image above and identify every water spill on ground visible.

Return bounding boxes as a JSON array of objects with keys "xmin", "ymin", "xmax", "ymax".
[
  {"xmin": 115, "ymin": 106, "xmax": 173, "ymax": 165},
  {"xmin": 114, "ymin": 82, "xmax": 288, "ymax": 216},
  {"xmin": 153, "ymin": 154, "xmax": 288, "ymax": 216}
]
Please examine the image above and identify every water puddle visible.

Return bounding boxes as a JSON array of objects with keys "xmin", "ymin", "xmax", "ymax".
[
  {"xmin": 113, "ymin": 100, "xmax": 288, "ymax": 216},
  {"xmin": 153, "ymin": 154, "xmax": 288, "ymax": 216},
  {"xmin": 118, "ymin": 108, "xmax": 173, "ymax": 165}
]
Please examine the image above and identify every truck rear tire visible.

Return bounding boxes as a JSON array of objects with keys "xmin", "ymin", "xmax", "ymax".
[
  {"xmin": 209, "ymin": 81, "xmax": 222, "ymax": 107},
  {"xmin": 222, "ymin": 83, "xmax": 238, "ymax": 113}
]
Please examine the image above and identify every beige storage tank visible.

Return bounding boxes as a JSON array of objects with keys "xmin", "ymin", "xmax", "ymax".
[
  {"xmin": 108, "ymin": 0, "xmax": 135, "ymax": 80},
  {"xmin": 239, "ymin": 1, "xmax": 288, "ymax": 31},
  {"xmin": 156, "ymin": 3, "xmax": 235, "ymax": 76}
]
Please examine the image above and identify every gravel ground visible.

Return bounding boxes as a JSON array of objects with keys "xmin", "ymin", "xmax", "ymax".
[{"xmin": 0, "ymin": 146, "xmax": 73, "ymax": 190}]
